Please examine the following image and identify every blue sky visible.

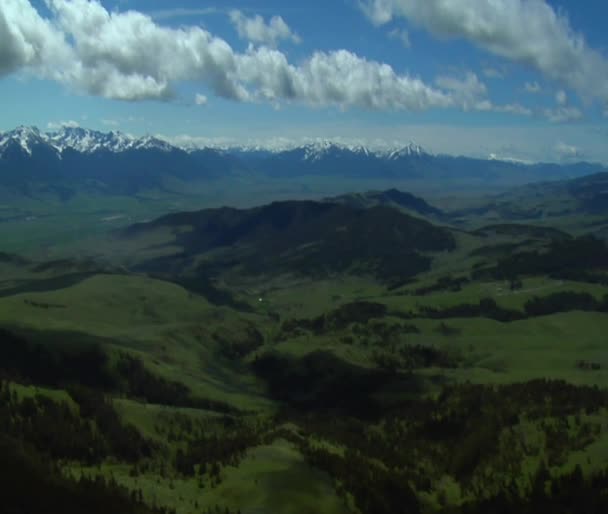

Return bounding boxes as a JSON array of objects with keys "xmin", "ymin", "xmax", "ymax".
[{"xmin": 1, "ymin": 0, "xmax": 608, "ymax": 162}]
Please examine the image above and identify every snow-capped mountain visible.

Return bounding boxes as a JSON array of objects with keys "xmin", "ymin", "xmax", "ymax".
[
  {"xmin": 0, "ymin": 126, "xmax": 175, "ymax": 156},
  {"xmin": 0, "ymin": 126, "xmax": 600, "ymax": 199},
  {"xmin": 224, "ymin": 140, "xmax": 428, "ymax": 161},
  {"xmin": 379, "ymin": 143, "xmax": 426, "ymax": 160},
  {"xmin": 0, "ymin": 126, "xmax": 52, "ymax": 156},
  {"xmin": 0, "ymin": 126, "xmax": 236, "ymax": 196},
  {"xmin": 133, "ymin": 135, "xmax": 175, "ymax": 152},
  {"xmin": 0, "ymin": 125, "xmax": 430, "ymax": 160},
  {"xmin": 248, "ymin": 139, "xmax": 432, "ymax": 179},
  {"xmin": 46, "ymin": 127, "xmax": 134, "ymax": 153},
  {"xmin": 302, "ymin": 141, "xmax": 376, "ymax": 162},
  {"xmin": 298, "ymin": 140, "xmax": 428, "ymax": 161}
]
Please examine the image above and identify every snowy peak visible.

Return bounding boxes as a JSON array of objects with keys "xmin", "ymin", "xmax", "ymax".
[
  {"xmin": 303, "ymin": 141, "xmax": 346, "ymax": 162},
  {"xmin": 0, "ymin": 126, "xmax": 50, "ymax": 156},
  {"xmin": 46, "ymin": 127, "xmax": 173, "ymax": 154},
  {"xmin": 296, "ymin": 140, "xmax": 426, "ymax": 162},
  {"xmin": 47, "ymin": 127, "xmax": 118, "ymax": 153},
  {"xmin": 380, "ymin": 143, "xmax": 427, "ymax": 160},
  {"xmin": 0, "ymin": 126, "xmax": 429, "ymax": 161},
  {"xmin": 0, "ymin": 126, "xmax": 177, "ymax": 156},
  {"xmin": 133, "ymin": 136, "xmax": 175, "ymax": 152}
]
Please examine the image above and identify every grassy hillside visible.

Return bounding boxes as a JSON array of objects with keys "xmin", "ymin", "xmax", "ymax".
[{"xmin": 1, "ymin": 187, "xmax": 608, "ymax": 513}]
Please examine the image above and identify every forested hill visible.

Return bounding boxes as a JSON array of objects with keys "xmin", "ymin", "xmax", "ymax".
[
  {"xmin": 123, "ymin": 200, "xmax": 456, "ymax": 284},
  {"xmin": 324, "ymin": 188, "xmax": 444, "ymax": 218}
]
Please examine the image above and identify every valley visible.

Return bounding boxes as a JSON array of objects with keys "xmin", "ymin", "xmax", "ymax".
[
  {"xmin": 4, "ymin": 0, "xmax": 608, "ymax": 512},
  {"xmin": 1, "ymin": 149, "xmax": 608, "ymax": 513}
]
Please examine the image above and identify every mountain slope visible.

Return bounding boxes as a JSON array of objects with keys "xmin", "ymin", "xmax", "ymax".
[
  {"xmin": 449, "ymin": 172, "xmax": 608, "ymax": 227},
  {"xmin": 326, "ymin": 188, "xmax": 444, "ymax": 218},
  {"xmin": 122, "ymin": 200, "xmax": 456, "ymax": 284},
  {"xmin": 0, "ymin": 127, "xmax": 245, "ymax": 196}
]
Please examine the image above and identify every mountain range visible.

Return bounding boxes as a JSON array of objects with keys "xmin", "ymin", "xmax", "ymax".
[{"xmin": 0, "ymin": 126, "xmax": 605, "ymax": 197}]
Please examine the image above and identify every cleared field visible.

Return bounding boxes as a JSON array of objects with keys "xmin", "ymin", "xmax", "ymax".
[{"xmin": 412, "ymin": 312, "xmax": 608, "ymax": 387}]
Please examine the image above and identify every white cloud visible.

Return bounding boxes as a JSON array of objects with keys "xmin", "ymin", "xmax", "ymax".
[
  {"xmin": 482, "ymin": 67, "xmax": 503, "ymax": 79},
  {"xmin": 238, "ymin": 47, "xmax": 452, "ymax": 110},
  {"xmin": 229, "ymin": 10, "xmax": 301, "ymax": 47},
  {"xmin": 524, "ymin": 81, "xmax": 541, "ymax": 93},
  {"xmin": 47, "ymin": 120, "xmax": 79, "ymax": 130},
  {"xmin": 360, "ymin": 0, "xmax": 395, "ymax": 25},
  {"xmin": 496, "ymin": 103, "xmax": 532, "ymax": 116},
  {"xmin": 195, "ymin": 93, "xmax": 208, "ymax": 106},
  {"xmin": 361, "ymin": 0, "xmax": 608, "ymax": 103},
  {"xmin": 149, "ymin": 8, "xmax": 220, "ymax": 21},
  {"xmin": 0, "ymin": 0, "xmax": 534, "ymax": 117},
  {"xmin": 556, "ymin": 89, "xmax": 568, "ymax": 106},
  {"xmin": 0, "ymin": 0, "xmax": 449, "ymax": 109},
  {"xmin": 0, "ymin": 0, "xmax": 72, "ymax": 79},
  {"xmin": 555, "ymin": 141, "xmax": 582, "ymax": 160},
  {"xmin": 436, "ymin": 72, "xmax": 487, "ymax": 111},
  {"xmin": 388, "ymin": 28, "xmax": 411, "ymax": 48},
  {"xmin": 101, "ymin": 118, "xmax": 120, "ymax": 127},
  {"xmin": 435, "ymin": 72, "xmax": 530, "ymax": 115},
  {"xmin": 544, "ymin": 106, "xmax": 583, "ymax": 123}
]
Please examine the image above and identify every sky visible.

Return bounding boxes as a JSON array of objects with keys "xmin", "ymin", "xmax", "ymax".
[{"xmin": 1, "ymin": 0, "xmax": 608, "ymax": 162}]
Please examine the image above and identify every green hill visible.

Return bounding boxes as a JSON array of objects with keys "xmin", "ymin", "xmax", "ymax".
[{"xmin": 123, "ymin": 200, "xmax": 456, "ymax": 286}]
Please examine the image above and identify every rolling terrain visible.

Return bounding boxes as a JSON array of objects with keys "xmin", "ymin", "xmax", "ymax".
[
  {"xmin": 2, "ymin": 176, "xmax": 608, "ymax": 514},
  {"xmin": 447, "ymin": 172, "xmax": 608, "ymax": 237},
  {"xmin": 2, "ymin": 125, "xmax": 607, "ymax": 259}
]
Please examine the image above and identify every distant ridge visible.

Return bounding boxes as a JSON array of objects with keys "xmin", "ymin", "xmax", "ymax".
[
  {"xmin": 325, "ymin": 188, "xmax": 444, "ymax": 217},
  {"xmin": 450, "ymin": 171, "xmax": 608, "ymax": 223},
  {"xmin": 0, "ymin": 126, "xmax": 605, "ymax": 197},
  {"xmin": 0, "ymin": 126, "xmax": 428, "ymax": 159}
]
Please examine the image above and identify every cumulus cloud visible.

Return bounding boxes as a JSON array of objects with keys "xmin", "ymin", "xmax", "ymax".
[
  {"xmin": 0, "ymin": 0, "xmax": 532, "ymax": 117},
  {"xmin": 544, "ymin": 106, "xmax": 583, "ymax": 123},
  {"xmin": 229, "ymin": 10, "xmax": 301, "ymax": 47},
  {"xmin": 482, "ymin": 67, "xmax": 503, "ymax": 79},
  {"xmin": 388, "ymin": 28, "xmax": 411, "ymax": 48},
  {"xmin": 435, "ymin": 72, "xmax": 487, "ymax": 111},
  {"xmin": 240, "ymin": 47, "xmax": 456, "ymax": 110},
  {"xmin": 0, "ymin": 0, "xmax": 72, "ymax": 78},
  {"xmin": 543, "ymin": 89, "xmax": 580, "ymax": 122},
  {"xmin": 361, "ymin": 0, "xmax": 608, "ymax": 103},
  {"xmin": 525, "ymin": 81, "xmax": 541, "ymax": 93},
  {"xmin": 0, "ymin": 0, "xmax": 459, "ymax": 110},
  {"xmin": 435, "ymin": 72, "xmax": 530, "ymax": 115},
  {"xmin": 195, "ymin": 93, "xmax": 208, "ymax": 106}
]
